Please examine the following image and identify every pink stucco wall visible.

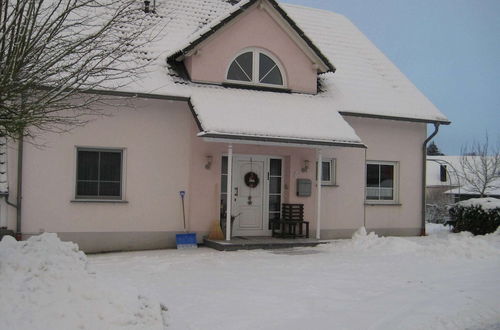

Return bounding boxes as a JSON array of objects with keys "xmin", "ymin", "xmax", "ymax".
[
  {"xmin": 345, "ymin": 116, "xmax": 426, "ymax": 234},
  {"xmin": 184, "ymin": 4, "xmax": 318, "ymax": 94},
  {"xmin": 4, "ymin": 97, "xmax": 428, "ymax": 251},
  {"xmin": 16, "ymin": 99, "xmax": 194, "ymax": 235}
]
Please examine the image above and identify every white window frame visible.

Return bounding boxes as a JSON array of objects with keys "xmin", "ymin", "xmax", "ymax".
[
  {"xmin": 316, "ymin": 158, "xmax": 336, "ymax": 186},
  {"xmin": 225, "ymin": 47, "xmax": 287, "ymax": 88},
  {"xmin": 365, "ymin": 161, "xmax": 399, "ymax": 204}
]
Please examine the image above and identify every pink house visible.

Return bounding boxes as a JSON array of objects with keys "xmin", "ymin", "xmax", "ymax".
[{"xmin": 0, "ymin": 0, "xmax": 450, "ymax": 252}]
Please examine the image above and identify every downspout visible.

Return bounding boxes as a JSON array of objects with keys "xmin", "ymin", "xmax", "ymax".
[{"xmin": 421, "ymin": 123, "xmax": 440, "ymax": 236}]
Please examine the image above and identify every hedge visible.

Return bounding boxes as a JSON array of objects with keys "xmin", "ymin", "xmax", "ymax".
[{"xmin": 449, "ymin": 198, "xmax": 500, "ymax": 235}]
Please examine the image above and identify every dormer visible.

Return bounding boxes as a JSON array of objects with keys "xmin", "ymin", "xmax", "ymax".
[{"xmin": 168, "ymin": 0, "xmax": 335, "ymax": 94}]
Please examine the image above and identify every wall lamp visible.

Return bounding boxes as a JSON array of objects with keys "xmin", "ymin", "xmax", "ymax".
[
  {"xmin": 301, "ymin": 160, "xmax": 310, "ymax": 173},
  {"xmin": 205, "ymin": 155, "xmax": 213, "ymax": 170}
]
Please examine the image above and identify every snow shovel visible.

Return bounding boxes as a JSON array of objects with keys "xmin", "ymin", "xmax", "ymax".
[{"xmin": 175, "ymin": 190, "xmax": 197, "ymax": 249}]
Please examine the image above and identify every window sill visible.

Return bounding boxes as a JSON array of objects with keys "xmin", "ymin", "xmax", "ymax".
[
  {"xmin": 364, "ymin": 202, "xmax": 402, "ymax": 206},
  {"xmin": 222, "ymin": 82, "xmax": 291, "ymax": 93},
  {"xmin": 71, "ymin": 199, "xmax": 128, "ymax": 204},
  {"xmin": 321, "ymin": 184, "xmax": 338, "ymax": 187}
]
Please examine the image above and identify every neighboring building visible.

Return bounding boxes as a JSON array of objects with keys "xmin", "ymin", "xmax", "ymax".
[
  {"xmin": 427, "ymin": 156, "xmax": 500, "ymax": 204},
  {"xmin": 0, "ymin": 0, "xmax": 449, "ymax": 252}
]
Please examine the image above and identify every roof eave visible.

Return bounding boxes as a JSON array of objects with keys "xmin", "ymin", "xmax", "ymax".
[
  {"xmin": 340, "ymin": 111, "xmax": 451, "ymax": 125},
  {"xmin": 199, "ymin": 132, "xmax": 366, "ymax": 148}
]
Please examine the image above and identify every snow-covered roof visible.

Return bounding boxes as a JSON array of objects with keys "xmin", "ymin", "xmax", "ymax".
[
  {"xmin": 101, "ymin": 0, "xmax": 449, "ymax": 145},
  {"xmin": 190, "ymin": 88, "xmax": 363, "ymax": 147},
  {"xmin": 0, "ymin": 137, "xmax": 7, "ymax": 195}
]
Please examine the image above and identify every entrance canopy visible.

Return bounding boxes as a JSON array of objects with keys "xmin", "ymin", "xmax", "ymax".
[{"xmin": 189, "ymin": 88, "xmax": 365, "ymax": 149}]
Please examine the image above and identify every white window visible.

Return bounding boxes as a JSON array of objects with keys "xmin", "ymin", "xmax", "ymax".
[
  {"xmin": 226, "ymin": 49, "xmax": 286, "ymax": 87},
  {"xmin": 366, "ymin": 161, "xmax": 398, "ymax": 202},
  {"xmin": 316, "ymin": 158, "xmax": 336, "ymax": 186}
]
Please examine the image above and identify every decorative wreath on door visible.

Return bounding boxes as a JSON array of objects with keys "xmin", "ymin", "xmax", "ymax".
[{"xmin": 244, "ymin": 172, "xmax": 260, "ymax": 188}]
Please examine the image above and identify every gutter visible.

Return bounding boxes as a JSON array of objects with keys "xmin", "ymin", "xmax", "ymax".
[{"xmin": 421, "ymin": 123, "xmax": 440, "ymax": 236}]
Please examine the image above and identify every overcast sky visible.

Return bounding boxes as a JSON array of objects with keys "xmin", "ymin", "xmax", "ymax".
[{"xmin": 284, "ymin": 0, "xmax": 500, "ymax": 154}]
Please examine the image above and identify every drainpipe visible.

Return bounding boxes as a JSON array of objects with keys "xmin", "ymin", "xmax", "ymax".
[{"xmin": 421, "ymin": 123, "xmax": 440, "ymax": 236}]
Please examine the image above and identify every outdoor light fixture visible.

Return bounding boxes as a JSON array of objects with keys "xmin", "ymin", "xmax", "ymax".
[
  {"xmin": 301, "ymin": 160, "xmax": 310, "ymax": 173},
  {"xmin": 205, "ymin": 155, "xmax": 213, "ymax": 170}
]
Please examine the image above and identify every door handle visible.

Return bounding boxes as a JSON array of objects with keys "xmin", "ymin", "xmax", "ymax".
[{"xmin": 234, "ymin": 187, "xmax": 239, "ymax": 196}]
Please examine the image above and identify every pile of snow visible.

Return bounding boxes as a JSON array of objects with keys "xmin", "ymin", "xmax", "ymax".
[
  {"xmin": 0, "ymin": 233, "xmax": 164, "ymax": 330},
  {"xmin": 456, "ymin": 197, "xmax": 500, "ymax": 210},
  {"xmin": 426, "ymin": 222, "xmax": 452, "ymax": 235},
  {"xmin": 326, "ymin": 227, "xmax": 500, "ymax": 259}
]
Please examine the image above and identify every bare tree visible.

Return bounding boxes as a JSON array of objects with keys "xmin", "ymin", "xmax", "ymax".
[
  {"xmin": 459, "ymin": 134, "xmax": 500, "ymax": 197},
  {"xmin": 0, "ymin": 0, "xmax": 161, "ymax": 140}
]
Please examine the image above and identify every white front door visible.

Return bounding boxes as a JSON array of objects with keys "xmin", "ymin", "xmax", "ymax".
[{"xmin": 232, "ymin": 155, "xmax": 268, "ymax": 236}]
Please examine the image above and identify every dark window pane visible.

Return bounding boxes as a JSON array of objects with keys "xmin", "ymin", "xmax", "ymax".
[
  {"xmin": 99, "ymin": 182, "xmax": 121, "ymax": 197},
  {"xmin": 220, "ymin": 194, "xmax": 227, "ymax": 219},
  {"xmin": 77, "ymin": 181, "xmax": 98, "ymax": 196},
  {"xmin": 227, "ymin": 52, "xmax": 252, "ymax": 81},
  {"xmin": 322, "ymin": 161, "xmax": 331, "ymax": 182},
  {"xmin": 221, "ymin": 175, "xmax": 227, "ymax": 193},
  {"xmin": 77, "ymin": 151, "xmax": 98, "ymax": 180},
  {"xmin": 100, "ymin": 152, "xmax": 121, "ymax": 181},
  {"xmin": 270, "ymin": 159, "xmax": 281, "ymax": 176},
  {"xmin": 221, "ymin": 156, "xmax": 228, "ymax": 175},
  {"xmin": 227, "ymin": 61, "xmax": 251, "ymax": 81},
  {"xmin": 366, "ymin": 164, "xmax": 380, "ymax": 187},
  {"xmin": 270, "ymin": 177, "xmax": 281, "ymax": 194},
  {"xmin": 259, "ymin": 53, "xmax": 276, "ymax": 80},
  {"xmin": 260, "ymin": 66, "xmax": 283, "ymax": 85},
  {"xmin": 380, "ymin": 165, "xmax": 394, "ymax": 188},
  {"xmin": 269, "ymin": 212, "xmax": 281, "ymax": 221},
  {"xmin": 269, "ymin": 195, "xmax": 281, "ymax": 212}
]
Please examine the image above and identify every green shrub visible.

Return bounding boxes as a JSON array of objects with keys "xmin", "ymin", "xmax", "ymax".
[{"xmin": 449, "ymin": 199, "xmax": 500, "ymax": 235}]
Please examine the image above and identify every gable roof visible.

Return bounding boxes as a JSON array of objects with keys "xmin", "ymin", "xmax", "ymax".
[{"xmin": 166, "ymin": 0, "xmax": 335, "ymax": 74}]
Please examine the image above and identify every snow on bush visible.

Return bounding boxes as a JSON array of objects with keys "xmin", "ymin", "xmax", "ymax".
[
  {"xmin": 449, "ymin": 198, "xmax": 500, "ymax": 235},
  {"xmin": 456, "ymin": 197, "xmax": 500, "ymax": 210},
  {"xmin": 0, "ymin": 233, "xmax": 164, "ymax": 330}
]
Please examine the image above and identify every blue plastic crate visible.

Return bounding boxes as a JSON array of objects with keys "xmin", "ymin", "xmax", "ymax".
[{"xmin": 176, "ymin": 233, "xmax": 197, "ymax": 249}]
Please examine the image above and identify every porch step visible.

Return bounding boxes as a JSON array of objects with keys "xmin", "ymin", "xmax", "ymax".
[{"xmin": 203, "ymin": 236, "xmax": 329, "ymax": 251}]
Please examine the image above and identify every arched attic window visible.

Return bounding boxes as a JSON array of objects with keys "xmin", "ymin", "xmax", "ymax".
[{"xmin": 226, "ymin": 49, "xmax": 286, "ymax": 87}]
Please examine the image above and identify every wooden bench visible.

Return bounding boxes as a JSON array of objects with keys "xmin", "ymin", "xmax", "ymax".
[{"xmin": 272, "ymin": 204, "xmax": 309, "ymax": 238}]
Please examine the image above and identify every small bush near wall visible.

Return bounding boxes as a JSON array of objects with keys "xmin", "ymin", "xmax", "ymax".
[{"xmin": 449, "ymin": 198, "xmax": 500, "ymax": 235}]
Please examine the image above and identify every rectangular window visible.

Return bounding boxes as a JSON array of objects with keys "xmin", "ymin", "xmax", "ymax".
[
  {"xmin": 268, "ymin": 158, "xmax": 282, "ymax": 229},
  {"xmin": 316, "ymin": 158, "xmax": 336, "ymax": 186},
  {"xmin": 440, "ymin": 165, "xmax": 447, "ymax": 182},
  {"xmin": 220, "ymin": 156, "xmax": 228, "ymax": 221},
  {"xmin": 366, "ymin": 161, "xmax": 398, "ymax": 202},
  {"xmin": 76, "ymin": 148, "xmax": 123, "ymax": 199}
]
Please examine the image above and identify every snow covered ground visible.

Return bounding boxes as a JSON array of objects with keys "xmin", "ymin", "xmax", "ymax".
[
  {"xmin": 89, "ymin": 226, "xmax": 500, "ymax": 330},
  {"xmin": 2, "ymin": 226, "xmax": 499, "ymax": 330}
]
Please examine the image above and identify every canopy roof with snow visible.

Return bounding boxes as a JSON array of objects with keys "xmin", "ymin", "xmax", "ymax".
[{"xmin": 101, "ymin": 0, "xmax": 450, "ymax": 147}]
